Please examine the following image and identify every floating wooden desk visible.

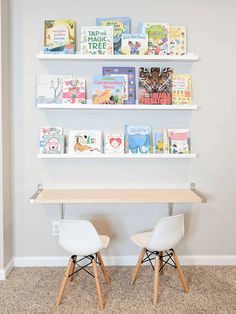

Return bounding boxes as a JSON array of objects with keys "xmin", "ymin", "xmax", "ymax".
[{"xmin": 30, "ymin": 184, "xmax": 206, "ymax": 218}]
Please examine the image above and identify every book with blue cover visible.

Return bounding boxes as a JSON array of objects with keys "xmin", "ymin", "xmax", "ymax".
[
  {"xmin": 102, "ymin": 67, "xmax": 136, "ymax": 104},
  {"xmin": 125, "ymin": 125, "xmax": 151, "ymax": 154},
  {"xmin": 96, "ymin": 17, "xmax": 130, "ymax": 54}
]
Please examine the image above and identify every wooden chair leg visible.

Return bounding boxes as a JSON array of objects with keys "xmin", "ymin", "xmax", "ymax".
[
  {"xmin": 159, "ymin": 251, "xmax": 164, "ymax": 275},
  {"xmin": 131, "ymin": 248, "xmax": 145, "ymax": 285},
  {"xmin": 92, "ymin": 258, "xmax": 104, "ymax": 310},
  {"xmin": 173, "ymin": 250, "xmax": 189, "ymax": 293},
  {"xmin": 153, "ymin": 255, "xmax": 160, "ymax": 305},
  {"xmin": 56, "ymin": 257, "xmax": 74, "ymax": 305},
  {"xmin": 97, "ymin": 252, "xmax": 110, "ymax": 284},
  {"xmin": 69, "ymin": 255, "xmax": 77, "ymax": 282}
]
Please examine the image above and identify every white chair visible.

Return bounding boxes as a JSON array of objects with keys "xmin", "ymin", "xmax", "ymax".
[
  {"xmin": 56, "ymin": 220, "xmax": 110, "ymax": 310},
  {"xmin": 131, "ymin": 214, "xmax": 189, "ymax": 305}
]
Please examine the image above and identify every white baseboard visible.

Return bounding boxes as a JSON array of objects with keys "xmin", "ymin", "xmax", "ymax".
[
  {"xmin": 13, "ymin": 255, "xmax": 236, "ymax": 267},
  {"xmin": 0, "ymin": 259, "xmax": 13, "ymax": 280}
]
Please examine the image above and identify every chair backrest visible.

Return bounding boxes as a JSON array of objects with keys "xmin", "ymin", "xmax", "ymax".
[
  {"xmin": 59, "ymin": 220, "xmax": 103, "ymax": 256},
  {"xmin": 147, "ymin": 214, "xmax": 184, "ymax": 252}
]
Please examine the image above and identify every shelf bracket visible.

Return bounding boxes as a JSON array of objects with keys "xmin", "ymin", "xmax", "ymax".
[
  {"xmin": 29, "ymin": 183, "xmax": 43, "ymax": 204},
  {"xmin": 60, "ymin": 203, "xmax": 65, "ymax": 220},
  {"xmin": 168, "ymin": 203, "xmax": 173, "ymax": 216}
]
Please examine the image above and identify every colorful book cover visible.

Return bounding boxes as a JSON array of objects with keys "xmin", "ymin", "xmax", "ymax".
[
  {"xmin": 139, "ymin": 67, "xmax": 173, "ymax": 105},
  {"xmin": 153, "ymin": 129, "xmax": 169, "ymax": 154},
  {"xmin": 36, "ymin": 75, "xmax": 63, "ymax": 105},
  {"xmin": 102, "ymin": 67, "xmax": 136, "ymax": 104},
  {"xmin": 121, "ymin": 34, "xmax": 148, "ymax": 55},
  {"xmin": 80, "ymin": 26, "xmax": 113, "ymax": 55},
  {"xmin": 169, "ymin": 26, "xmax": 186, "ymax": 56},
  {"xmin": 125, "ymin": 125, "xmax": 151, "ymax": 154},
  {"xmin": 68, "ymin": 130, "xmax": 102, "ymax": 154},
  {"xmin": 168, "ymin": 129, "xmax": 191, "ymax": 154},
  {"xmin": 172, "ymin": 74, "xmax": 192, "ymax": 104},
  {"xmin": 40, "ymin": 127, "xmax": 63, "ymax": 153},
  {"xmin": 92, "ymin": 75, "xmax": 126, "ymax": 104},
  {"xmin": 104, "ymin": 132, "xmax": 124, "ymax": 154},
  {"xmin": 140, "ymin": 23, "xmax": 169, "ymax": 55},
  {"xmin": 96, "ymin": 17, "xmax": 130, "ymax": 54},
  {"xmin": 44, "ymin": 20, "xmax": 75, "ymax": 54},
  {"xmin": 62, "ymin": 78, "xmax": 86, "ymax": 104}
]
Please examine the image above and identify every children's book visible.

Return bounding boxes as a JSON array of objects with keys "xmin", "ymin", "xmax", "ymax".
[
  {"xmin": 168, "ymin": 129, "xmax": 191, "ymax": 154},
  {"xmin": 40, "ymin": 127, "xmax": 64, "ymax": 154},
  {"xmin": 68, "ymin": 130, "xmax": 102, "ymax": 154},
  {"xmin": 125, "ymin": 125, "xmax": 151, "ymax": 154},
  {"xmin": 102, "ymin": 67, "xmax": 136, "ymax": 104},
  {"xmin": 172, "ymin": 74, "xmax": 192, "ymax": 104},
  {"xmin": 139, "ymin": 67, "xmax": 173, "ymax": 105},
  {"xmin": 80, "ymin": 26, "xmax": 113, "ymax": 55},
  {"xmin": 169, "ymin": 26, "xmax": 186, "ymax": 55},
  {"xmin": 104, "ymin": 132, "xmax": 124, "ymax": 154},
  {"xmin": 62, "ymin": 78, "xmax": 86, "ymax": 104},
  {"xmin": 140, "ymin": 23, "xmax": 169, "ymax": 55},
  {"xmin": 153, "ymin": 129, "xmax": 169, "ymax": 154},
  {"xmin": 92, "ymin": 75, "xmax": 126, "ymax": 104},
  {"xmin": 44, "ymin": 20, "xmax": 75, "ymax": 54},
  {"xmin": 96, "ymin": 17, "xmax": 130, "ymax": 54},
  {"xmin": 121, "ymin": 34, "xmax": 148, "ymax": 55}
]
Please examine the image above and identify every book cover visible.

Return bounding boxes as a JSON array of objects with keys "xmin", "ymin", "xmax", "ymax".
[
  {"xmin": 139, "ymin": 67, "xmax": 173, "ymax": 105},
  {"xmin": 40, "ymin": 127, "xmax": 63, "ymax": 154},
  {"xmin": 172, "ymin": 74, "xmax": 192, "ymax": 104},
  {"xmin": 125, "ymin": 125, "xmax": 151, "ymax": 154},
  {"xmin": 102, "ymin": 67, "xmax": 136, "ymax": 104},
  {"xmin": 68, "ymin": 130, "xmax": 102, "ymax": 154},
  {"xmin": 81, "ymin": 26, "xmax": 113, "ymax": 55},
  {"xmin": 92, "ymin": 75, "xmax": 126, "ymax": 104},
  {"xmin": 153, "ymin": 129, "xmax": 169, "ymax": 154},
  {"xmin": 44, "ymin": 20, "xmax": 75, "ymax": 54},
  {"xmin": 169, "ymin": 26, "xmax": 186, "ymax": 56},
  {"xmin": 62, "ymin": 78, "xmax": 86, "ymax": 104},
  {"xmin": 121, "ymin": 34, "xmax": 148, "ymax": 55},
  {"xmin": 140, "ymin": 23, "xmax": 169, "ymax": 55},
  {"xmin": 168, "ymin": 129, "xmax": 191, "ymax": 154},
  {"xmin": 104, "ymin": 132, "xmax": 124, "ymax": 154},
  {"xmin": 96, "ymin": 17, "xmax": 130, "ymax": 54},
  {"xmin": 36, "ymin": 75, "xmax": 63, "ymax": 105}
]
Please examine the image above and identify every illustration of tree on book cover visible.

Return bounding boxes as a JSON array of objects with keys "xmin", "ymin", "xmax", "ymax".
[
  {"xmin": 44, "ymin": 20, "xmax": 75, "ymax": 54},
  {"xmin": 139, "ymin": 67, "xmax": 173, "ymax": 105}
]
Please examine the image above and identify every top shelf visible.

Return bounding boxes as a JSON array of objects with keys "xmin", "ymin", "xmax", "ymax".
[{"xmin": 36, "ymin": 53, "xmax": 199, "ymax": 62}]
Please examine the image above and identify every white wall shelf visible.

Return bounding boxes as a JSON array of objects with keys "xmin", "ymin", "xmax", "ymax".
[
  {"xmin": 36, "ymin": 53, "xmax": 199, "ymax": 62},
  {"xmin": 37, "ymin": 153, "xmax": 197, "ymax": 159},
  {"xmin": 36, "ymin": 104, "xmax": 198, "ymax": 110}
]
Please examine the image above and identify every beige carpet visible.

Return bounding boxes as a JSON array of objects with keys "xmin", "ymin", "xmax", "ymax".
[{"xmin": 0, "ymin": 266, "xmax": 236, "ymax": 314}]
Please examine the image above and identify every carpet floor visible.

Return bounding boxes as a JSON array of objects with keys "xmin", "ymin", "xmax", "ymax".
[{"xmin": 0, "ymin": 266, "xmax": 235, "ymax": 314}]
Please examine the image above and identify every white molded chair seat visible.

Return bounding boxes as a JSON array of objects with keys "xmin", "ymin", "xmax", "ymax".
[{"xmin": 131, "ymin": 231, "xmax": 152, "ymax": 248}]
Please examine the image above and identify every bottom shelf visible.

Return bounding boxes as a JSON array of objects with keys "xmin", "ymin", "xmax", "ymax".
[{"xmin": 37, "ymin": 153, "xmax": 197, "ymax": 159}]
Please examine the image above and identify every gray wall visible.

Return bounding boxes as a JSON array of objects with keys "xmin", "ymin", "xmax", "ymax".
[{"xmin": 11, "ymin": 0, "xmax": 236, "ymax": 260}]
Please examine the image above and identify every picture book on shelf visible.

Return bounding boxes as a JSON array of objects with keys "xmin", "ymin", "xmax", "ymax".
[
  {"xmin": 80, "ymin": 26, "xmax": 113, "ymax": 55},
  {"xmin": 96, "ymin": 17, "xmax": 130, "ymax": 54},
  {"xmin": 44, "ymin": 20, "xmax": 75, "ymax": 54},
  {"xmin": 140, "ymin": 23, "xmax": 169, "ymax": 55},
  {"xmin": 62, "ymin": 78, "xmax": 86, "ymax": 104},
  {"xmin": 102, "ymin": 67, "xmax": 136, "ymax": 104},
  {"xmin": 153, "ymin": 129, "xmax": 169, "ymax": 154},
  {"xmin": 172, "ymin": 74, "xmax": 192, "ymax": 104},
  {"xmin": 125, "ymin": 125, "xmax": 151, "ymax": 154},
  {"xmin": 68, "ymin": 130, "xmax": 102, "ymax": 154},
  {"xmin": 121, "ymin": 34, "xmax": 148, "ymax": 55},
  {"xmin": 40, "ymin": 127, "xmax": 64, "ymax": 154},
  {"xmin": 168, "ymin": 129, "xmax": 191, "ymax": 154},
  {"xmin": 92, "ymin": 75, "xmax": 126, "ymax": 104},
  {"xmin": 139, "ymin": 67, "xmax": 173, "ymax": 105},
  {"xmin": 169, "ymin": 26, "xmax": 186, "ymax": 55},
  {"xmin": 104, "ymin": 132, "xmax": 124, "ymax": 154}
]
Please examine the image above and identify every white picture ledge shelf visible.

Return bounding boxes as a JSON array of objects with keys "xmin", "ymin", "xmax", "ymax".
[
  {"xmin": 36, "ymin": 53, "xmax": 199, "ymax": 62},
  {"xmin": 36, "ymin": 104, "xmax": 198, "ymax": 110},
  {"xmin": 37, "ymin": 153, "xmax": 197, "ymax": 159}
]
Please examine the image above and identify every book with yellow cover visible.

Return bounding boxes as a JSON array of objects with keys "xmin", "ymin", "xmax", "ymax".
[
  {"xmin": 169, "ymin": 26, "xmax": 186, "ymax": 55},
  {"xmin": 172, "ymin": 74, "xmax": 192, "ymax": 104}
]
